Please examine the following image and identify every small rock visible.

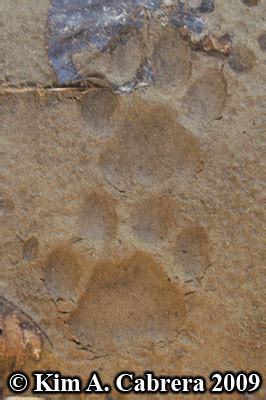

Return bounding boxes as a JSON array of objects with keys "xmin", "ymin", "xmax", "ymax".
[
  {"xmin": 199, "ymin": 0, "xmax": 215, "ymax": 13},
  {"xmin": 0, "ymin": 297, "xmax": 42, "ymax": 376},
  {"xmin": 203, "ymin": 33, "xmax": 232, "ymax": 55}
]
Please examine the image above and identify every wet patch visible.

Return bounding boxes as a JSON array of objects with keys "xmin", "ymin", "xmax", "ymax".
[{"xmin": 46, "ymin": 0, "xmax": 215, "ymax": 92}]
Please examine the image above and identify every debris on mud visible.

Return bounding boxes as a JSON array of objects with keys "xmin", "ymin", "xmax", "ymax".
[
  {"xmin": 242, "ymin": 0, "xmax": 260, "ymax": 6},
  {"xmin": 0, "ymin": 297, "xmax": 42, "ymax": 376},
  {"xmin": 47, "ymin": 0, "xmax": 227, "ymax": 92},
  {"xmin": 202, "ymin": 33, "xmax": 231, "ymax": 55},
  {"xmin": 180, "ymin": 30, "xmax": 232, "ymax": 56}
]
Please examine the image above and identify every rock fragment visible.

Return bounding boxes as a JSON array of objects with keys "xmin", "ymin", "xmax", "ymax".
[
  {"xmin": 198, "ymin": 0, "xmax": 215, "ymax": 13},
  {"xmin": 202, "ymin": 33, "xmax": 232, "ymax": 56},
  {"xmin": 180, "ymin": 28, "xmax": 232, "ymax": 56},
  {"xmin": 47, "ymin": 0, "xmax": 219, "ymax": 92},
  {"xmin": 0, "ymin": 297, "xmax": 42, "ymax": 376}
]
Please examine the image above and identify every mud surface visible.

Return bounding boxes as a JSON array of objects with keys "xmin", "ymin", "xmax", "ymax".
[{"xmin": 0, "ymin": 0, "xmax": 265, "ymax": 399}]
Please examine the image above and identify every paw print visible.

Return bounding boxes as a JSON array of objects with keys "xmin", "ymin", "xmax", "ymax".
[
  {"xmin": 1, "ymin": 63, "xmax": 227, "ymax": 396},
  {"xmin": 19, "ymin": 97, "xmax": 211, "ymax": 360}
]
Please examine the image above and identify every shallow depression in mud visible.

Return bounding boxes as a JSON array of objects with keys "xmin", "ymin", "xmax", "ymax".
[
  {"xmin": 99, "ymin": 101, "xmax": 205, "ymax": 188},
  {"xmin": 68, "ymin": 252, "xmax": 185, "ymax": 354}
]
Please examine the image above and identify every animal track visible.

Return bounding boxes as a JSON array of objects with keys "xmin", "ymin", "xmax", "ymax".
[
  {"xmin": 184, "ymin": 69, "xmax": 227, "ymax": 121},
  {"xmin": 0, "ymin": 197, "xmax": 14, "ymax": 216},
  {"xmin": 130, "ymin": 195, "xmax": 180, "ymax": 243},
  {"xmin": 173, "ymin": 224, "xmax": 211, "ymax": 284},
  {"xmin": 23, "ymin": 236, "xmax": 39, "ymax": 263},
  {"xmin": 43, "ymin": 246, "xmax": 87, "ymax": 303},
  {"xmin": 80, "ymin": 190, "xmax": 118, "ymax": 243},
  {"xmin": 68, "ymin": 252, "xmax": 185, "ymax": 354},
  {"xmin": 99, "ymin": 101, "xmax": 205, "ymax": 189},
  {"xmin": 80, "ymin": 89, "xmax": 119, "ymax": 137},
  {"xmin": 74, "ymin": 31, "xmax": 144, "ymax": 89},
  {"xmin": 39, "ymin": 198, "xmax": 211, "ymax": 359},
  {"xmin": 152, "ymin": 27, "xmax": 192, "ymax": 87},
  {"xmin": 229, "ymin": 45, "xmax": 256, "ymax": 73},
  {"xmin": 4, "ymin": 96, "xmax": 213, "ymax": 370}
]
